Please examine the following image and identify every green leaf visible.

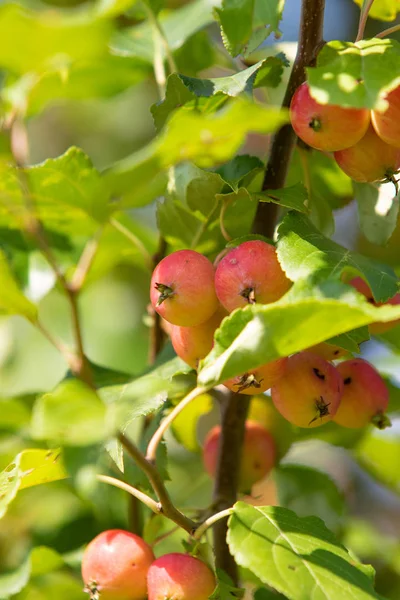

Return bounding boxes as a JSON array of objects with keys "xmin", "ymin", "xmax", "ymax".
[
  {"xmin": 353, "ymin": 0, "xmax": 400, "ymax": 21},
  {"xmin": 0, "ymin": 3, "xmax": 111, "ymax": 75},
  {"xmin": 0, "ymin": 449, "xmax": 67, "ymax": 520},
  {"xmin": 111, "ymin": 0, "xmax": 217, "ymax": 63},
  {"xmin": 274, "ymin": 464, "xmax": 345, "ymax": 532},
  {"xmin": 31, "ymin": 379, "xmax": 108, "ymax": 446},
  {"xmin": 216, "ymin": 155, "xmax": 263, "ymax": 192},
  {"xmin": 254, "ymin": 589, "xmax": 288, "ymax": 600},
  {"xmin": 215, "ymin": 0, "xmax": 284, "ymax": 57},
  {"xmin": 356, "ymin": 426, "xmax": 400, "ymax": 490},
  {"xmin": 16, "ymin": 56, "xmax": 150, "ymax": 117},
  {"xmin": 0, "ymin": 147, "xmax": 108, "ymax": 236},
  {"xmin": 210, "ymin": 569, "xmax": 245, "ymax": 599},
  {"xmin": 0, "ymin": 398, "xmax": 31, "ymax": 431},
  {"xmin": 307, "ymin": 38, "xmax": 400, "ymax": 111},
  {"xmin": 326, "ymin": 326, "xmax": 370, "ymax": 353},
  {"xmin": 253, "ymin": 53, "xmax": 290, "ymax": 89},
  {"xmin": 174, "ymin": 30, "xmax": 215, "ymax": 76},
  {"xmin": 0, "ymin": 554, "xmax": 31, "ymax": 600},
  {"xmin": 217, "ymin": 188, "xmax": 258, "ymax": 240},
  {"xmin": 197, "ymin": 280, "xmax": 400, "ymax": 388},
  {"xmin": 254, "ymin": 183, "xmax": 309, "ymax": 213},
  {"xmin": 171, "ymin": 392, "xmax": 213, "ymax": 452},
  {"xmin": 105, "ymin": 100, "xmax": 288, "ymax": 198},
  {"xmin": 227, "ymin": 502, "xmax": 381, "ymax": 600},
  {"xmin": 0, "ymin": 249, "xmax": 37, "ymax": 322},
  {"xmin": 355, "ymin": 181, "xmax": 399, "ymax": 246},
  {"xmin": 100, "ymin": 357, "xmax": 196, "ymax": 431},
  {"xmin": 277, "ymin": 212, "xmax": 398, "ymax": 302}
]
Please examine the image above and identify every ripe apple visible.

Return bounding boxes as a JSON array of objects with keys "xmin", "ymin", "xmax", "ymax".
[
  {"xmin": 334, "ymin": 125, "xmax": 400, "ymax": 183},
  {"xmin": 203, "ymin": 420, "xmax": 277, "ymax": 491},
  {"xmin": 372, "ymin": 85, "xmax": 400, "ymax": 148},
  {"xmin": 170, "ymin": 306, "xmax": 227, "ymax": 369},
  {"xmin": 214, "ymin": 240, "xmax": 291, "ymax": 313},
  {"xmin": 271, "ymin": 351, "xmax": 343, "ymax": 428},
  {"xmin": 333, "ymin": 359, "xmax": 390, "ymax": 429},
  {"xmin": 306, "ymin": 341, "xmax": 348, "ymax": 361},
  {"xmin": 150, "ymin": 250, "xmax": 218, "ymax": 327},
  {"xmin": 81, "ymin": 530, "xmax": 155, "ymax": 600},
  {"xmin": 147, "ymin": 553, "xmax": 216, "ymax": 600},
  {"xmin": 290, "ymin": 82, "xmax": 370, "ymax": 151}
]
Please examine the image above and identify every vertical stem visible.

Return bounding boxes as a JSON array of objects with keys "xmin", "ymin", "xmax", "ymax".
[
  {"xmin": 212, "ymin": 392, "xmax": 250, "ymax": 583},
  {"xmin": 355, "ymin": 0, "xmax": 375, "ymax": 42},
  {"xmin": 252, "ymin": 0, "xmax": 326, "ymax": 236}
]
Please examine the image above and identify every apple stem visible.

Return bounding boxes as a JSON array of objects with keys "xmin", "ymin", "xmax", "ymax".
[
  {"xmin": 355, "ymin": 0, "xmax": 375, "ymax": 42},
  {"xmin": 193, "ymin": 508, "xmax": 234, "ymax": 540},
  {"xmin": 252, "ymin": 0, "xmax": 326, "ymax": 236},
  {"xmin": 376, "ymin": 23, "xmax": 400, "ymax": 39},
  {"xmin": 146, "ymin": 386, "xmax": 208, "ymax": 462}
]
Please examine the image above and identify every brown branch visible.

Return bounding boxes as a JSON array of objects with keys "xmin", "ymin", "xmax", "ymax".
[
  {"xmin": 118, "ymin": 431, "xmax": 197, "ymax": 534},
  {"xmin": 252, "ymin": 0, "xmax": 326, "ymax": 236},
  {"xmin": 212, "ymin": 392, "xmax": 250, "ymax": 584}
]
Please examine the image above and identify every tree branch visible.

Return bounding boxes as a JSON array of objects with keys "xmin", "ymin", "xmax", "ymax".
[
  {"xmin": 212, "ymin": 392, "xmax": 250, "ymax": 584},
  {"xmin": 252, "ymin": 0, "xmax": 326, "ymax": 236},
  {"xmin": 97, "ymin": 474, "xmax": 161, "ymax": 514},
  {"xmin": 355, "ymin": 0, "xmax": 375, "ymax": 42},
  {"xmin": 118, "ymin": 431, "xmax": 197, "ymax": 534}
]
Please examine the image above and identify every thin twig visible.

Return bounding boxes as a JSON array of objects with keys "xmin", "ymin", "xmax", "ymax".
[
  {"xmin": 97, "ymin": 474, "xmax": 161, "ymax": 514},
  {"xmin": 118, "ymin": 431, "xmax": 197, "ymax": 534},
  {"xmin": 146, "ymin": 386, "xmax": 207, "ymax": 463},
  {"xmin": 355, "ymin": 0, "xmax": 375, "ymax": 42},
  {"xmin": 193, "ymin": 508, "xmax": 234, "ymax": 541},
  {"xmin": 376, "ymin": 23, "xmax": 400, "ymax": 39},
  {"xmin": 252, "ymin": 0, "xmax": 326, "ymax": 235},
  {"xmin": 70, "ymin": 229, "xmax": 103, "ymax": 292},
  {"xmin": 219, "ymin": 199, "xmax": 233, "ymax": 242},
  {"xmin": 110, "ymin": 217, "xmax": 153, "ymax": 270}
]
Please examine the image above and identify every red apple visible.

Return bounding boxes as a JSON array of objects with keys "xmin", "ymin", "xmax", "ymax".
[
  {"xmin": 372, "ymin": 85, "xmax": 400, "ymax": 148},
  {"xmin": 223, "ymin": 358, "xmax": 287, "ymax": 395},
  {"xmin": 290, "ymin": 82, "xmax": 370, "ymax": 151},
  {"xmin": 147, "ymin": 553, "xmax": 216, "ymax": 600}
]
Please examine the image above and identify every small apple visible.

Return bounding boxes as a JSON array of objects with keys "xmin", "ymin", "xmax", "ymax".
[{"xmin": 147, "ymin": 553, "xmax": 216, "ymax": 600}]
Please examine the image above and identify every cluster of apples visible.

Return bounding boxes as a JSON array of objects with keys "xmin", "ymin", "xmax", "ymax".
[
  {"xmin": 82, "ymin": 529, "xmax": 216, "ymax": 600},
  {"xmin": 150, "ymin": 240, "xmax": 397, "ymax": 433},
  {"xmin": 290, "ymin": 81, "xmax": 400, "ymax": 184}
]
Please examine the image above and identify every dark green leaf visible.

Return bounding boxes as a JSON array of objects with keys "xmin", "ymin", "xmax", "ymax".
[
  {"xmin": 174, "ymin": 31, "xmax": 215, "ymax": 76},
  {"xmin": 217, "ymin": 188, "xmax": 258, "ymax": 240},
  {"xmin": 326, "ymin": 326, "xmax": 370, "ymax": 353},
  {"xmin": 210, "ymin": 569, "xmax": 245, "ymax": 599},
  {"xmin": 254, "ymin": 183, "xmax": 309, "ymax": 213},
  {"xmin": 277, "ymin": 212, "xmax": 398, "ymax": 302},
  {"xmin": 253, "ymin": 53, "xmax": 290, "ymax": 89},
  {"xmin": 216, "ymin": 155, "xmax": 263, "ymax": 192},
  {"xmin": 274, "ymin": 464, "xmax": 345, "ymax": 532},
  {"xmin": 0, "ymin": 249, "xmax": 37, "ymax": 322},
  {"xmin": 254, "ymin": 588, "xmax": 288, "ymax": 600},
  {"xmin": 355, "ymin": 181, "xmax": 399, "ymax": 246},
  {"xmin": 307, "ymin": 38, "xmax": 400, "ymax": 110},
  {"xmin": 228, "ymin": 502, "xmax": 381, "ymax": 600}
]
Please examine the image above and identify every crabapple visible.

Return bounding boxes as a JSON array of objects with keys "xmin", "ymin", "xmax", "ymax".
[
  {"xmin": 203, "ymin": 420, "xmax": 277, "ymax": 491},
  {"xmin": 307, "ymin": 341, "xmax": 347, "ymax": 361},
  {"xmin": 290, "ymin": 82, "xmax": 370, "ymax": 152},
  {"xmin": 248, "ymin": 395, "xmax": 294, "ymax": 458},
  {"xmin": 334, "ymin": 125, "xmax": 400, "ymax": 183},
  {"xmin": 333, "ymin": 359, "xmax": 390, "ymax": 429},
  {"xmin": 271, "ymin": 351, "xmax": 343, "ymax": 428},
  {"xmin": 349, "ymin": 276, "xmax": 400, "ymax": 334},
  {"xmin": 150, "ymin": 249, "xmax": 218, "ymax": 327},
  {"xmin": 147, "ymin": 553, "xmax": 216, "ymax": 600},
  {"xmin": 371, "ymin": 85, "xmax": 400, "ymax": 148},
  {"xmin": 214, "ymin": 240, "xmax": 291, "ymax": 313},
  {"xmin": 223, "ymin": 357, "xmax": 288, "ymax": 395},
  {"xmin": 81, "ymin": 530, "xmax": 155, "ymax": 600},
  {"xmin": 170, "ymin": 306, "xmax": 227, "ymax": 369}
]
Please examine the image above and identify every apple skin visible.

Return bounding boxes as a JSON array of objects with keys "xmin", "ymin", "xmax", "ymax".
[
  {"xmin": 170, "ymin": 307, "xmax": 227, "ymax": 369},
  {"xmin": 334, "ymin": 125, "xmax": 400, "ymax": 183},
  {"xmin": 223, "ymin": 358, "xmax": 288, "ymax": 395},
  {"xmin": 306, "ymin": 342, "xmax": 348, "ymax": 361},
  {"xmin": 147, "ymin": 553, "xmax": 216, "ymax": 600},
  {"xmin": 349, "ymin": 276, "xmax": 400, "ymax": 334},
  {"xmin": 271, "ymin": 352, "xmax": 343, "ymax": 428},
  {"xmin": 372, "ymin": 85, "xmax": 400, "ymax": 148},
  {"xmin": 203, "ymin": 420, "xmax": 277, "ymax": 491},
  {"xmin": 81, "ymin": 530, "xmax": 155, "ymax": 600},
  {"xmin": 214, "ymin": 240, "xmax": 291, "ymax": 313},
  {"xmin": 150, "ymin": 250, "xmax": 218, "ymax": 327},
  {"xmin": 290, "ymin": 82, "xmax": 370, "ymax": 152},
  {"xmin": 333, "ymin": 359, "xmax": 390, "ymax": 429}
]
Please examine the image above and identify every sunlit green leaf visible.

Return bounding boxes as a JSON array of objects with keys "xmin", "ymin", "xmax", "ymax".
[
  {"xmin": 0, "ymin": 249, "xmax": 37, "ymax": 322},
  {"xmin": 228, "ymin": 502, "xmax": 381, "ymax": 600}
]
